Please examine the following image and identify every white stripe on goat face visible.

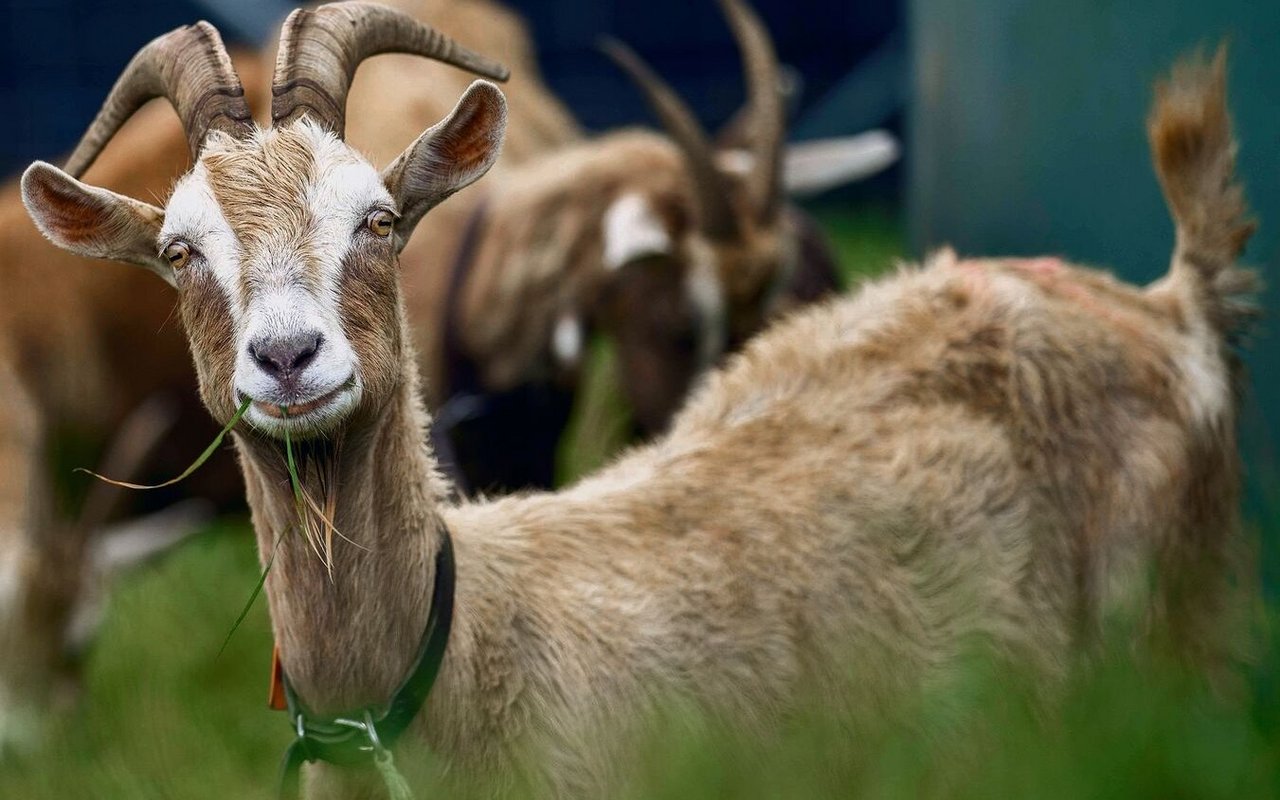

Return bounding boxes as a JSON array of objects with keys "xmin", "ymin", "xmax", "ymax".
[
  {"xmin": 602, "ymin": 192, "xmax": 672, "ymax": 270},
  {"xmin": 162, "ymin": 122, "xmax": 392, "ymax": 412}
]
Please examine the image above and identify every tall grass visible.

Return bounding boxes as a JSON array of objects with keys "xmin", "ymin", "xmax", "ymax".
[{"xmin": 1, "ymin": 520, "xmax": 1275, "ymax": 798}]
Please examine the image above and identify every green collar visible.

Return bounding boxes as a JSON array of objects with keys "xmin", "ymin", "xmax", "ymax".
[{"xmin": 278, "ymin": 528, "xmax": 456, "ymax": 798}]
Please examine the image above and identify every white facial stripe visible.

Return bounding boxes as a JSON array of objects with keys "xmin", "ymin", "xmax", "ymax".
[
  {"xmin": 236, "ymin": 284, "xmax": 358, "ymax": 404},
  {"xmin": 300, "ymin": 122, "xmax": 394, "ymax": 307},
  {"xmin": 553, "ymin": 313, "xmax": 583, "ymax": 366},
  {"xmin": 685, "ymin": 238, "xmax": 726, "ymax": 368},
  {"xmin": 162, "ymin": 164, "xmax": 242, "ymax": 321},
  {"xmin": 603, "ymin": 192, "xmax": 672, "ymax": 270},
  {"xmin": 232, "ymin": 126, "xmax": 381, "ymax": 412}
]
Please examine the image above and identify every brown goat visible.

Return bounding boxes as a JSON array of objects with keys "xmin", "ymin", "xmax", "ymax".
[
  {"xmin": 0, "ymin": 0, "xmax": 573, "ymax": 749},
  {"xmin": 22, "ymin": 0, "xmax": 1255, "ymax": 788},
  {"xmin": 388, "ymin": 0, "xmax": 896, "ymax": 492}
]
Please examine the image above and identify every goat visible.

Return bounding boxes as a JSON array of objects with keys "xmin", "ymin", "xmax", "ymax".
[
  {"xmin": 386, "ymin": 0, "xmax": 897, "ymax": 493},
  {"xmin": 0, "ymin": 49, "xmax": 272, "ymax": 752},
  {"xmin": 0, "ymin": 0, "xmax": 572, "ymax": 749},
  {"xmin": 23, "ymin": 3, "xmax": 1252, "ymax": 796}
]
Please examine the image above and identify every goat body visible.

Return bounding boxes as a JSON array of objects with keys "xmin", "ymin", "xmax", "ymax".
[
  {"xmin": 20, "ymin": 2, "xmax": 1251, "ymax": 793},
  {"xmin": 256, "ymin": 49, "xmax": 1255, "ymax": 796}
]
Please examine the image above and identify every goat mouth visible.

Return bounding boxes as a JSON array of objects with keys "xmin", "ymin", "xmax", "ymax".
[{"xmin": 244, "ymin": 378, "xmax": 355, "ymax": 420}]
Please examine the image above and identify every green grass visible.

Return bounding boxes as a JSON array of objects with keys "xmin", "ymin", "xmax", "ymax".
[
  {"xmin": 812, "ymin": 200, "xmax": 908, "ymax": 286},
  {"xmin": 1, "ymin": 519, "xmax": 1276, "ymax": 798},
  {"xmin": 3, "ymin": 204, "xmax": 1277, "ymax": 797},
  {"xmin": 0, "ymin": 523, "xmax": 286, "ymax": 799}
]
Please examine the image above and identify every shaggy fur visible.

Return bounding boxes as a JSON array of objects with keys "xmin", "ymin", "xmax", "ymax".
[
  {"xmin": 26, "ymin": 47, "xmax": 1254, "ymax": 799},
  {"xmin": 270, "ymin": 51, "xmax": 1250, "ymax": 796}
]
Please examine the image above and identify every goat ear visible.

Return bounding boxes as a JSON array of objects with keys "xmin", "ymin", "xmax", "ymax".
[
  {"xmin": 382, "ymin": 80, "xmax": 507, "ymax": 249},
  {"xmin": 779, "ymin": 131, "xmax": 900, "ymax": 198},
  {"xmin": 21, "ymin": 161, "xmax": 172, "ymax": 287}
]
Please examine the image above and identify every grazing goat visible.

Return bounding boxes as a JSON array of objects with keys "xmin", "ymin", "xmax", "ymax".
[
  {"xmin": 22, "ymin": 2, "xmax": 1251, "ymax": 796},
  {"xmin": 0, "ymin": 0, "xmax": 570, "ymax": 749},
  {"xmin": 390, "ymin": 0, "xmax": 897, "ymax": 493}
]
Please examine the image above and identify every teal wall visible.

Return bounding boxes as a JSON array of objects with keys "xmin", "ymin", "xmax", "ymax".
[{"xmin": 908, "ymin": 1, "xmax": 1280, "ymax": 528}]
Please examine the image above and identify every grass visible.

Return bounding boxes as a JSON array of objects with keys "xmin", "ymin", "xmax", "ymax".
[
  {"xmin": 1, "ymin": 520, "xmax": 1276, "ymax": 798},
  {"xmin": 0, "ymin": 524, "xmax": 286, "ymax": 799},
  {"xmin": 3, "ymin": 203, "xmax": 1278, "ymax": 797}
]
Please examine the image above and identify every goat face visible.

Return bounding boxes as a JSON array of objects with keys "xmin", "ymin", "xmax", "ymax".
[
  {"xmin": 595, "ymin": 252, "xmax": 716, "ymax": 434},
  {"xmin": 23, "ymin": 83, "xmax": 507, "ymax": 441},
  {"xmin": 594, "ymin": 172, "xmax": 799, "ymax": 433},
  {"xmin": 163, "ymin": 123, "xmax": 385, "ymax": 436}
]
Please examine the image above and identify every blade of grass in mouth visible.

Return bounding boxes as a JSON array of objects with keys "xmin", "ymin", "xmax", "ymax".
[
  {"xmin": 283, "ymin": 411, "xmax": 306, "ymax": 516},
  {"xmin": 220, "ymin": 409, "xmax": 314, "ymax": 652},
  {"xmin": 221, "ymin": 408, "xmax": 314, "ymax": 654},
  {"xmin": 76, "ymin": 397, "xmax": 252, "ymax": 489}
]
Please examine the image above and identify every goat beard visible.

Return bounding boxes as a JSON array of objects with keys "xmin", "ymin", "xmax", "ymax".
[{"xmin": 286, "ymin": 432, "xmax": 348, "ymax": 579}]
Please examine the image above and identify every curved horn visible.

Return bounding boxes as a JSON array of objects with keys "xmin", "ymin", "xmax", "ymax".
[
  {"xmin": 600, "ymin": 37, "xmax": 742, "ymax": 241},
  {"xmin": 271, "ymin": 1, "xmax": 510, "ymax": 135},
  {"xmin": 718, "ymin": 0, "xmax": 785, "ymax": 223},
  {"xmin": 64, "ymin": 22, "xmax": 252, "ymax": 178}
]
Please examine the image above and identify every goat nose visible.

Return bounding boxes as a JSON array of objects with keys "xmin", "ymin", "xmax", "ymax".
[{"xmin": 248, "ymin": 333, "xmax": 322, "ymax": 378}]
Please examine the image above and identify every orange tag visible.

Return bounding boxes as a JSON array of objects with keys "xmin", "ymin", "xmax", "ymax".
[{"xmin": 268, "ymin": 644, "xmax": 287, "ymax": 711}]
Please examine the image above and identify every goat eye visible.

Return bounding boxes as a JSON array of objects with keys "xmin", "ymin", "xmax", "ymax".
[
  {"xmin": 163, "ymin": 241, "xmax": 191, "ymax": 269},
  {"xmin": 365, "ymin": 209, "xmax": 395, "ymax": 238}
]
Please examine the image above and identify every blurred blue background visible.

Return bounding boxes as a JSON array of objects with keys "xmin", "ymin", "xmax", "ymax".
[{"xmin": 0, "ymin": 0, "xmax": 903, "ymax": 176}]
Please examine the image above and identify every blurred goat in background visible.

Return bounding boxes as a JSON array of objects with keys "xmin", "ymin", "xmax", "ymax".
[
  {"xmin": 398, "ymin": 0, "xmax": 896, "ymax": 494},
  {"xmin": 0, "ymin": 50, "xmax": 267, "ymax": 752}
]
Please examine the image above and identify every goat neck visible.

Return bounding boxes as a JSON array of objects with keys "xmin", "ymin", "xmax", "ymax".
[{"xmin": 234, "ymin": 347, "xmax": 451, "ymax": 717}]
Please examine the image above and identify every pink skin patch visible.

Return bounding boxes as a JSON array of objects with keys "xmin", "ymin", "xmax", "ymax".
[
  {"xmin": 999, "ymin": 256, "xmax": 1156, "ymax": 343},
  {"xmin": 1006, "ymin": 256, "xmax": 1067, "ymax": 277},
  {"xmin": 948, "ymin": 256, "xmax": 993, "ymax": 295},
  {"xmin": 1006, "ymin": 257, "xmax": 1103, "ymax": 307}
]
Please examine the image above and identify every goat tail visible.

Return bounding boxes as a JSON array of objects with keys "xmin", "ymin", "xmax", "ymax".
[{"xmin": 1148, "ymin": 44, "xmax": 1258, "ymax": 338}]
